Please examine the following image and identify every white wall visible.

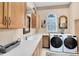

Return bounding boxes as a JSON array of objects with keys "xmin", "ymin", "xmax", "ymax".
[
  {"xmin": 69, "ymin": 2, "xmax": 79, "ymax": 34},
  {"xmin": 0, "ymin": 28, "xmax": 36, "ymax": 45},
  {"xmin": 38, "ymin": 8, "xmax": 70, "ymax": 33},
  {"xmin": 0, "ymin": 29, "xmax": 23, "ymax": 45}
]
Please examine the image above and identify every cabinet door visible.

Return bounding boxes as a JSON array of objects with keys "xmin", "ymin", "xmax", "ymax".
[
  {"xmin": 32, "ymin": 13, "xmax": 36, "ymax": 28},
  {"xmin": 0, "ymin": 3, "xmax": 6, "ymax": 28},
  {"xmin": 32, "ymin": 39, "xmax": 42, "ymax": 56},
  {"xmin": 36, "ymin": 14, "xmax": 41, "ymax": 32},
  {"xmin": 42, "ymin": 35, "xmax": 49, "ymax": 48},
  {"xmin": 75, "ymin": 19, "xmax": 79, "ymax": 51},
  {"xmin": 8, "ymin": 2, "xmax": 25, "ymax": 28},
  {"xmin": 37, "ymin": 14, "xmax": 41, "ymax": 29}
]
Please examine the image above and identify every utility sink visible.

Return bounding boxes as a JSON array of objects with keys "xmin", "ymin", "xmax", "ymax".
[
  {"xmin": 27, "ymin": 37, "xmax": 35, "ymax": 40},
  {"xmin": 0, "ymin": 40, "xmax": 21, "ymax": 54}
]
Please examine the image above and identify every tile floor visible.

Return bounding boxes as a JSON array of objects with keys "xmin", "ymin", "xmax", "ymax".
[{"xmin": 41, "ymin": 48, "xmax": 79, "ymax": 56}]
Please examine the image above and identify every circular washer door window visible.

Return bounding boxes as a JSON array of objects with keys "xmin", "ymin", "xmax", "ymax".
[
  {"xmin": 51, "ymin": 37, "xmax": 63, "ymax": 48},
  {"xmin": 64, "ymin": 37, "xmax": 77, "ymax": 49}
]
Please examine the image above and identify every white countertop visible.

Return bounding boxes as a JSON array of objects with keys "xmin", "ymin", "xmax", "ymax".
[{"xmin": 1, "ymin": 33, "xmax": 42, "ymax": 56}]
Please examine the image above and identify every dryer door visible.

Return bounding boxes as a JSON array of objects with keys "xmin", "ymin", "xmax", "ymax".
[
  {"xmin": 51, "ymin": 37, "xmax": 63, "ymax": 48},
  {"xmin": 64, "ymin": 37, "xmax": 77, "ymax": 49}
]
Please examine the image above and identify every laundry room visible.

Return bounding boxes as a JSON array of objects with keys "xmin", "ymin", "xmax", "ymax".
[
  {"xmin": 37, "ymin": 2, "xmax": 79, "ymax": 55},
  {"xmin": 0, "ymin": 2, "xmax": 79, "ymax": 56}
]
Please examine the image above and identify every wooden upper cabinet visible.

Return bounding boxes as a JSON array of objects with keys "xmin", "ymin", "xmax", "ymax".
[
  {"xmin": 0, "ymin": 2, "xmax": 26, "ymax": 29},
  {"xmin": 37, "ymin": 14, "xmax": 40, "ymax": 29},
  {"xmin": 0, "ymin": 3, "xmax": 6, "ymax": 28},
  {"xmin": 0, "ymin": 3, "xmax": 3, "ymax": 24},
  {"xmin": 32, "ymin": 13, "xmax": 41, "ymax": 29},
  {"xmin": 8, "ymin": 2, "xmax": 25, "ymax": 28},
  {"xmin": 32, "ymin": 13, "xmax": 37, "ymax": 28},
  {"xmin": 36, "ymin": 14, "xmax": 41, "ymax": 30}
]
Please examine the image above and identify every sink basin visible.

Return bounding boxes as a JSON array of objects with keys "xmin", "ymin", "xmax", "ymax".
[{"xmin": 0, "ymin": 40, "xmax": 20, "ymax": 54}]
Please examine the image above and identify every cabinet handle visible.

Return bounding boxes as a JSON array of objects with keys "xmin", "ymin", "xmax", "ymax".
[
  {"xmin": 3, "ymin": 16, "xmax": 7, "ymax": 25},
  {"xmin": 8, "ymin": 17, "xmax": 11, "ymax": 26},
  {"xmin": 6, "ymin": 17, "xmax": 11, "ymax": 28}
]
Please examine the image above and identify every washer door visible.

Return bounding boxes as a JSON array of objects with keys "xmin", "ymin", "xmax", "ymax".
[
  {"xmin": 51, "ymin": 37, "xmax": 63, "ymax": 48},
  {"xmin": 64, "ymin": 37, "xmax": 77, "ymax": 49}
]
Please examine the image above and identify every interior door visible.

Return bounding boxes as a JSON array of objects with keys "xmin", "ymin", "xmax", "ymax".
[{"xmin": 75, "ymin": 19, "xmax": 79, "ymax": 51}]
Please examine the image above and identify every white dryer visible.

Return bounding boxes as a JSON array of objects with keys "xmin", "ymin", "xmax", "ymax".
[
  {"xmin": 63, "ymin": 34, "xmax": 78, "ymax": 53},
  {"xmin": 50, "ymin": 34, "xmax": 63, "ymax": 52}
]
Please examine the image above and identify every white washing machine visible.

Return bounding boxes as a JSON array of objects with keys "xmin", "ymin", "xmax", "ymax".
[
  {"xmin": 63, "ymin": 34, "xmax": 78, "ymax": 53},
  {"xmin": 50, "ymin": 34, "xmax": 64, "ymax": 52}
]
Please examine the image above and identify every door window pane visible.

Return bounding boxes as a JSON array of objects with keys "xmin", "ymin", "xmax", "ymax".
[{"xmin": 47, "ymin": 14, "xmax": 57, "ymax": 32}]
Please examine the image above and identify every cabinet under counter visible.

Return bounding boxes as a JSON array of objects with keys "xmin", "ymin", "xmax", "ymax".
[{"xmin": 42, "ymin": 35, "xmax": 50, "ymax": 48}]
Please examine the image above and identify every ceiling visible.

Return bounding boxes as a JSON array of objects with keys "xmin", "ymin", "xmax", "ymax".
[
  {"xmin": 34, "ymin": 2, "xmax": 71, "ymax": 10},
  {"xmin": 34, "ymin": 2, "xmax": 70, "ymax": 7}
]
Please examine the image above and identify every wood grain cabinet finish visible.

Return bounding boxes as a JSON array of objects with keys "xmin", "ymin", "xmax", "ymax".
[
  {"xmin": 0, "ymin": 2, "xmax": 26, "ymax": 29},
  {"xmin": 32, "ymin": 13, "xmax": 41, "ymax": 29},
  {"xmin": 32, "ymin": 13, "xmax": 37, "ymax": 28},
  {"xmin": 0, "ymin": 3, "xmax": 6, "ymax": 28},
  {"xmin": 75, "ymin": 19, "xmax": 79, "ymax": 51},
  {"xmin": 42, "ymin": 35, "xmax": 50, "ymax": 48},
  {"xmin": 36, "ymin": 14, "xmax": 41, "ymax": 32},
  {"xmin": 32, "ymin": 39, "xmax": 42, "ymax": 56},
  {"xmin": 8, "ymin": 2, "xmax": 25, "ymax": 28}
]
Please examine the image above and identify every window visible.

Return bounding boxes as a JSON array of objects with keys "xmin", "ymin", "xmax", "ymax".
[{"xmin": 47, "ymin": 13, "xmax": 57, "ymax": 32}]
